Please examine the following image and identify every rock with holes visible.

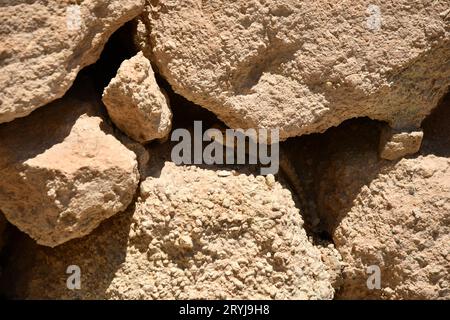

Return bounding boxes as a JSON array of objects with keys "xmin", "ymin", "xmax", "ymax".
[
  {"xmin": 102, "ymin": 51, "xmax": 172, "ymax": 143},
  {"xmin": 0, "ymin": 81, "xmax": 139, "ymax": 247},
  {"xmin": 318, "ymin": 150, "xmax": 450, "ymax": 299},
  {"xmin": 2, "ymin": 144, "xmax": 336, "ymax": 299},
  {"xmin": 379, "ymin": 127, "xmax": 424, "ymax": 160},
  {"xmin": 137, "ymin": 0, "xmax": 450, "ymax": 140},
  {"xmin": 0, "ymin": 0, "xmax": 145, "ymax": 124}
]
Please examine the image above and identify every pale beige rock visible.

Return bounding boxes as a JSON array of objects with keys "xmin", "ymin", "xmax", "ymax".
[
  {"xmin": 318, "ymin": 150, "xmax": 450, "ymax": 299},
  {"xmin": 2, "ymin": 144, "xmax": 335, "ymax": 300},
  {"xmin": 140, "ymin": 0, "xmax": 450, "ymax": 140},
  {"xmin": 0, "ymin": 82, "xmax": 139, "ymax": 247},
  {"xmin": 379, "ymin": 127, "xmax": 424, "ymax": 160},
  {"xmin": 102, "ymin": 52, "xmax": 172, "ymax": 143},
  {"xmin": 0, "ymin": 0, "xmax": 145, "ymax": 124}
]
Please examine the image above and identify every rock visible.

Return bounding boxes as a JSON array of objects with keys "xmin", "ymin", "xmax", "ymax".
[
  {"xmin": 318, "ymin": 150, "xmax": 450, "ymax": 299},
  {"xmin": 102, "ymin": 52, "xmax": 172, "ymax": 143},
  {"xmin": 2, "ymin": 144, "xmax": 335, "ymax": 299},
  {"xmin": 140, "ymin": 0, "xmax": 450, "ymax": 140},
  {"xmin": 379, "ymin": 127, "xmax": 423, "ymax": 160},
  {"xmin": 0, "ymin": 81, "xmax": 139, "ymax": 247},
  {"xmin": 0, "ymin": 0, "xmax": 145, "ymax": 124}
]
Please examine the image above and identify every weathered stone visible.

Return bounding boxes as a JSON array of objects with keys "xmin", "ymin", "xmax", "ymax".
[
  {"xmin": 102, "ymin": 51, "xmax": 172, "ymax": 143},
  {"xmin": 2, "ymin": 144, "xmax": 335, "ymax": 299},
  {"xmin": 0, "ymin": 0, "xmax": 145, "ymax": 124},
  {"xmin": 0, "ymin": 82, "xmax": 139, "ymax": 247},
  {"xmin": 318, "ymin": 150, "xmax": 450, "ymax": 299},
  {"xmin": 379, "ymin": 127, "xmax": 423, "ymax": 160},
  {"xmin": 139, "ymin": 0, "xmax": 450, "ymax": 140}
]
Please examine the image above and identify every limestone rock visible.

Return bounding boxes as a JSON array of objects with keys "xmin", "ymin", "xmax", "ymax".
[
  {"xmin": 379, "ymin": 127, "xmax": 423, "ymax": 160},
  {"xmin": 0, "ymin": 83, "xmax": 139, "ymax": 247},
  {"xmin": 2, "ymin": 144, "xmax": 335, "ymax": 299},
  {"xmin": 0, "ymin": 0, "xmax": 145, "ymax": 124},
  {"xmin": 102, "ymin": 52, "xmax": 172, "ymax": 143},
  {"xmin": 140, "ymin": 0, "xmax": 450, "ymax": 140},
  {"xmin": 318, "ymin": 150, "xmax": 450, "ymax": 299}
]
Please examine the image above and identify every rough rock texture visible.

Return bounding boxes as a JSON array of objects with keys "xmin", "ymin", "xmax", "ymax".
[
  {"xmin": 0, "ymin": 82, "xmax": 139, "ymax": 247},
  {"xmin": 102, "ymin": 51, "xmax": 172, "ymax": 143},
  {"xmin": 318, "ymin": 150, "xmax": 450, "ymax": 299},
  {"xmin": 2, "ymin": 144, "xmax": 335, "ymax": 299},
  {"xmin": 379, "ymin": 127, "xmax": 424, "ymax": 160},
  {"xmin": 0, "ymin": 0, "xmax": 145, "ymax": 124},
  {"xmin": 139, "ymin": 0, "xmax": 450, "ymax": 140}
]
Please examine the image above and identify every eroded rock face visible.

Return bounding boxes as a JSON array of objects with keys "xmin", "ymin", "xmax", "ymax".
[
  {"xmin": 0, "ymin": 83, "xmax": 139, "ymax": 247},
  {"xmin": 102, "ymin": 52, "xmax": 172, "ymax": 143},
  {"xmin": 139, "ymin": 0, "xmax": 450, "ymax": 140},
  {"xmin": 2, "ymin": 145, "xmax": 335, "ymax": 299},
  {"xmin": 0, "ymin": 0, "xmax": 145, "ymax": 124},
  {"xmin": 318, "ymin": 150, "xmax": 450, "ymax": 299}
]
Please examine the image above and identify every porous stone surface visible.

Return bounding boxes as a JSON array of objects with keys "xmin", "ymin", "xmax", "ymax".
[
  {"xmin": 0, "ymin": 0, "xmax": 145, "ymax": 124},
  {"xmin": 0, "ymin": 83, "xmax": 139, "ymax": 247},
  {"xmin": 102, "ymin": 51, "xmax": 172, "ymax": 143},
  {"xmin": 139, "ymin": 0, "xmax": 450, "ymax": 140},
  {"xmin": 2, "ymin": 145, "xmax": 336, "ymax": 299},
  {"xmin": 318, "ymin": 150, "xmax": 450, "ymax": 299},
  {"xmin": 379, "ymin": 127, "xmax": 424, "ymax": 160}
]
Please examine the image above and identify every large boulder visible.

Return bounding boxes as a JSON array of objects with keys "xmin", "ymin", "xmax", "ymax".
[
  {"xmin": 102, "ymin": 51, "xmax": 172, "ymax": 143},
  {"xmin": 317, "ymin": 151, "xmax": 450, "ymax": 299},
  {"xmin": 0, "ymin": 81, "xmax": 139, "ymax": 247},
  {"xmin": 0, "ymin": 0, "xmax": 144, "ymax": 124},
  {"xmin": 138, "ymin": 0, "xmax": 450, "ymax": 140},
  {"xmin": 2, "ymin": 144, "xmax": 336, "ymax": 299}
]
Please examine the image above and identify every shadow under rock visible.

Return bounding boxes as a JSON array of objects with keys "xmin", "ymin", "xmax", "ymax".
[
  {"xmin": 0, "ymin": 203, "xmax": 134, "ymax": 299},
  {"xmin": 421, "ymin": 90, "xmax": 450, "ymax": 157}
]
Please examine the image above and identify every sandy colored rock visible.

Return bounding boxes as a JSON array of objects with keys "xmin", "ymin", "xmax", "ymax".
[
  {"xmin": 139, "ymin": 0, "xmax": 450, "ymax": 140},
  {"xmin": 318, "ymin": 150, "xmax": 450, "ymax": 299},
  {"xmin": 0, "ymin": 82, "xmax": 139, "ymax": 247},
  {"xmin": 0, "ymin": 0, "xmax": 145, "ymax": 124},
  {"xmin": 102, "ymin": 51, "xmax": 172, "ymax": 143},
  {"xmin": 2, "ymin": 144, "xmax": 335, "ymax": 299},
  {"xmin": 379, "ymin": 127, "xmax": 424, "ymax": 160}
]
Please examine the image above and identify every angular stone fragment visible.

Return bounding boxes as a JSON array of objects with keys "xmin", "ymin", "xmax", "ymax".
[
  {"xmin": 318, "ymin": 150, "xmax": 450, "ymax": 299},
  {"xmin": 102, "ymin": 52, "xmax": 172, "ymax": 143},
  {"xmin": 139, "ymin": 0, "xmax": 450, "ymax": 140},
  {"xmin": 379, "ymin": 127, "xmax": 423, "ymax": 160},
  {"xmin": 0, "ymin": 0, "xmax": 145, "ymax": 124},
  {"xmin": 2, "ymin": 144, "xmax": 335, "ymax": 299},
  {"xmin": 0, "ymin": 82, "xmax": 139, "ymax": 247}
]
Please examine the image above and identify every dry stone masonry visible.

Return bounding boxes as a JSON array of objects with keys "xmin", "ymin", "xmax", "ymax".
[{"xmin": 0, "ymin": 0, "xmax": 448, "ymax": 300}]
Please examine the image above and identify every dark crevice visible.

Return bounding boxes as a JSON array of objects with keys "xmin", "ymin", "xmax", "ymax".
[
  {"xmin": 421, "ymin": 89, "xmax": 450, "ymax": 157},
  {"xmin": 154, "ymin": 74, "xmax": 227, "ymax": 131},
  {"xmin": 282, "ymin": 117, "xmax": 386, "ymax": 242},
  {"xmin": 78, "ymin": 20, "xmax": 139, "ymax": 96}
]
